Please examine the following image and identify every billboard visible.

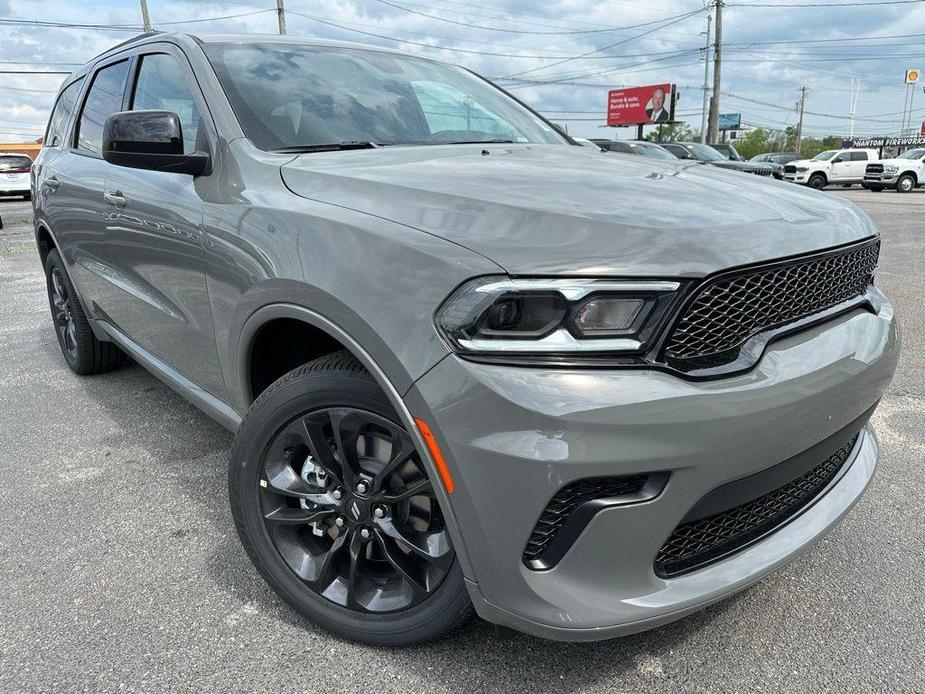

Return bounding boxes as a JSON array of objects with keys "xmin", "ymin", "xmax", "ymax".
[
  {"xmin": 718, "ymin": 113, "xmax": 741, "ymax": 130},
  {"xmin": 906, "ymin": 68, "xmax": 920, "ymax": 84},
  {"xmin": 607, "ymin": 84, "xmax": 674, "ymax": 126}
]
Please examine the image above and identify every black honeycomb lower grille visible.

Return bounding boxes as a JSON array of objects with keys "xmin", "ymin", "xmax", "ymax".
[
  {"xmin": 663, "ymin": 240, "xmax": 879, "ymax": 367},
  {"xmin": 523, "ymin": 475, "xmax": 648, "ymax": 566},
  {"xmin": 654, "ymin": 435, "xmax": 858, "ymax": 577}
]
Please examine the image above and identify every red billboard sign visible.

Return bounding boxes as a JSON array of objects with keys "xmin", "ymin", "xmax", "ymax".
[{"xmin": 607, "ymin": 84, "xmax": 674, "ymax": 126}]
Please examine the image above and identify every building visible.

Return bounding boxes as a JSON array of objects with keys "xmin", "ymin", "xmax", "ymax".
[{"xmin": 0, "ymin": 138, "xmax": 43, "ymax": 160}]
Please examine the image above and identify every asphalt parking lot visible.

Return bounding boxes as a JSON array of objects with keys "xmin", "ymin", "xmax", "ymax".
[{"xmin": 1, "ymin": 188, "xmax": 923, "ymax": 693}]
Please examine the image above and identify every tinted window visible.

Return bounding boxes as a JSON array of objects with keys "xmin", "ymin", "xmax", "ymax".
[
  {"xmin": 850, "ymin": 151, "xmax": 869, "ymax": 161},
  {"xmin": 0, "ymin": 155, "xmax": 32, "ymax": 171},
  {"xmin": 662, "ymin": 144, "xmax": 687, "ymax": 157},
  {"xmin": 203, "ymin": 43, "xmax": 565, "ymax": 150},
  {"xmin": 46, "ymin": 78, "xmax": 84, "ymax": 147},
  {"xmin": 77, "ymin": 60, "xmax": 130, "ymax": 154},
  {"xmin": 601, "ymin": 141, "xmax": 634, "ymax": 154},
  {"xmin": 131, "ymin": 53, "xmax": 202, "ymax": 154}
]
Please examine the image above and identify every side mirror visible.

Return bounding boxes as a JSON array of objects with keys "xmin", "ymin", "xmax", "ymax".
[
  {"xmin": 832, "ymin": 156, "xmax": 845, "ymax": 163},
  {"xmin": 103, "ymin": 110, "xmax": 210, "ymax": 176}
]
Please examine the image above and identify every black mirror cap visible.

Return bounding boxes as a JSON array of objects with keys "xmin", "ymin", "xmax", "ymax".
[{"xmin": 102, "ymin": 110, "xmax": 210, "ymax": 176}]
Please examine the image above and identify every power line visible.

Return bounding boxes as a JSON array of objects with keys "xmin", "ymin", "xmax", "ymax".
[
  {"xmin": 501, "ymin": 8, "xmax": 707, "ymax": 79},
  {"xmin": 730, "ymin": 0, "xmax": 924, "ymax": 5},
  {"xmin": 370, "ymin": 0, "xmax": 701, "ymax": 35}
]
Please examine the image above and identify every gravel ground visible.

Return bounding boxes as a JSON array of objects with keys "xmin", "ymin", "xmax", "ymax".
[{"xmin": 0, "ymin": 190, "xmax": 923, "ymax": 693}]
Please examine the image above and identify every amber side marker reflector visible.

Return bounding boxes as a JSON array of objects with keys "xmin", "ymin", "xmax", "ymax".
[{"xmin": 414, "ymin": 417, "xmax": 455, "ymax": 494}]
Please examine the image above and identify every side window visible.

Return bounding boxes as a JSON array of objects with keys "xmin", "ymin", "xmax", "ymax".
[
  {"xmin": 77, "ymin": 60, "xmax": 130, "ymax": 155},
  {"xmin": 851, "ymin": 151, "xmax": 869, "ymax": 161},
  {"xmin": 131, "ymin": 53, "xmax": 202, "ymax": 154},
  {"xmin": 46, "ymin": 78, "xmax": 84, "ymax": 147}
]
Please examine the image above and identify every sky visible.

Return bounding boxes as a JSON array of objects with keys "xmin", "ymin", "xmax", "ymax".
[{"xmin": 1, "ymin": 0, "xmax": 925, "ymax": 144}]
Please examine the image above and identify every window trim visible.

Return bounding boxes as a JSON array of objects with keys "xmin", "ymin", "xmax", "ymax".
[{"xmin": 71, "ymin": 56, "xmax": 134, "ymax": 159}]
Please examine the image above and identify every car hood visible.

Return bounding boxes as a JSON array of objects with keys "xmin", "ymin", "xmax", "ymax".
[
  {"xmin": 789, "ymin": 159, "xmax": 824, "ymax": 168},
  {"xmin": 280, "ymin": 144, "xmax": 877, "ymax": 277},
  {"xmin": 708, "ymin": 160, "xmax": 774, "ymax": 173},
  {"xmin": 874, "ymin": 158, "xmax": 911, "ymax": 167}
]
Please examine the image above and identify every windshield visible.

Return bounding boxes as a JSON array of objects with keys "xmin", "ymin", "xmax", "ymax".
[
  {"xmin": 812, "ymin": 150, "xmax": 838, "ymax": 161},
  {"xmin": 203, "ymin": 43, "xmax": 566, "ymax": 151},
  {"xmin": 687, "ymin": 143, "xmax": 726, "ymax": 161},
  {"xmin": 0, "ymin": 155, "xmax": 32, "ymax": 170},
  {"xmin": 899, "ymin": 148, "xmax": 925, "ymax": 159},
  {"xmin": 627, "ymin": 142, "xmax": 677, "ymax": 160}
]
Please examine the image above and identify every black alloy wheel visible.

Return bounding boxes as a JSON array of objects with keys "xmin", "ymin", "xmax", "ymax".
[
  {"xmin": 808, "ymin": 173, "xmax": 827, "ymax": 190},
  {"xmin": 260, "ymin": 406, "xmax": 453, "ymax": 612},
  {"xmin": 49, "ymin": 265, "xmax": 78, "ymax": 362},
  {"xmin": 229, "ymin": 352, "xmax": 471, "ymax": 645}
]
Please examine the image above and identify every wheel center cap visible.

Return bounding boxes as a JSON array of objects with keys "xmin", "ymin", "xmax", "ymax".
[{"xmin": 346, "ymin": 497, "xmax": 369, "ymax": 523}]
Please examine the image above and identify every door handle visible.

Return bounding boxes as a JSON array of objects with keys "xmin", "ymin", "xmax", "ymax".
[
  {"xmin": 43, "ymin": 176, "xmax": 59, "ymax": 191},
  {"xmin": 104, "ymin": 191, "xmax": 127, "ymax": 208}
]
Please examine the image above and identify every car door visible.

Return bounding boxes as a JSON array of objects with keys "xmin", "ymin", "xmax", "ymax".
[
  {"xmin": 849, "ymin": 151, "xmax": 870, "ymax": 179},
  {"xmin": 100, "ymin": 45, "xmax": 226, "ymax": 398},
  {"xmin": 41, "ymin": 61, "xmax": 136, "ymax": 309},
  {"xmin": 830, "ymin": 151, "xmax": 853, "ymax": 182}
]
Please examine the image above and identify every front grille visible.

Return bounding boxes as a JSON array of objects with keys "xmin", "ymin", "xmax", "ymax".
[
  {"xmin": 523, "ymin": 475, "xmax": 648, "ymax": 565},
  {"xmin": 784, "ymin": 164, "xmax": 797, "ymax": 174},
  {"xmin": 663, "ymin": 240, "xmax": 879, "ymax": 366},
  {"xmin": 748, "ymin": 168, "xmax": 773, "ymax": 177},
  {"xmin": 655, "ymin": 435, "xmax": 858, "ymax": 577},
  {"xmin": 866, "ymin": 163, "xmax": 884, "ymax": 174}
]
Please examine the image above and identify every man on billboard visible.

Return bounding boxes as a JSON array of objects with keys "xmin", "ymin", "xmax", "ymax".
[{"xmin": 646, "ymin": 87, "xmax": 670, "ymax": 123}]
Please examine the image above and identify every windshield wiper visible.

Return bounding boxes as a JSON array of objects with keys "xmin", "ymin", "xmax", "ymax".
[
  {"xmin": 440, "ymin": 139, "xmax": 515, "ymax": 145},
  {"xmin": 270, "ymin": 141, "xmax": 384, "ymax": 154}
]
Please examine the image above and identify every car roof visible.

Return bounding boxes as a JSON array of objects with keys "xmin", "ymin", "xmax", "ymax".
[{"xmin": 80, "ymin": 31, "xmax": 432, "ymax": 75}]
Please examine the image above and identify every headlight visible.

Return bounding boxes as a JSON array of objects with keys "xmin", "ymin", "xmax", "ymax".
[
  {"xmin": 436, "ymin": 277, "xmax": 681, "ymax": 357},
  {"xmin": 883, "ymin": 165, "xmax": 898, "ymax": 174},
  {"xmin": 796, "ymin": 167, "xmax": 809, "ymax": 172}
]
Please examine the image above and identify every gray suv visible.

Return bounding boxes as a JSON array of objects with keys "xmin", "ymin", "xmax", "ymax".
[{"xmin": 33, "ymin": 33, "xmax": 899, "ymax": 645}]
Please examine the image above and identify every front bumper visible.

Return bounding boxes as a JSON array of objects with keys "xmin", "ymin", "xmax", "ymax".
[
  {"xmin": 406, "ymin": 296, "xmax": 899, "ymax": 640},
  {"xmin": 864, "ymin": 174, "xmax": 897, "ymax": 186},
  {"xmin": 784, "ymin": 173, "xmax": 809, "ymax": 183}
]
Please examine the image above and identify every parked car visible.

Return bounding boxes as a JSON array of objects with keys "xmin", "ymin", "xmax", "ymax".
[
  {"xmin": 863, "ymin": 147, "xmax": 925, "ymax": 192},
  {"xmin": 592, "ymin": 139, "xmax": 678, "ymax": 160},
  {"xmin": 750, "ymin": 152, "xmax": 801, "ymax": 180},
  {"xmin": 708, "ymin": 142, "xmax": 744, "ymax": 161},
  {"xmin": 0, "ymin": 152, "xmax": 33, "ymax": 200},
  {"xmin": 660, "ymin": 142, "xmax": 777, "ymax": 177},
  {"xmin": 783, "ymin": 148, "xmax": 879, "ymax": 189},
  {"xmin": 35, "ymin": 33, "xmax": 898, "ymax": 646},
  {"xmin": 573, "ymin": 137, "xmax": 604, "ymax": 151}
]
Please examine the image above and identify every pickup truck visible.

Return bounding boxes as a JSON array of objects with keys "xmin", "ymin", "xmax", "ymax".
[
  {"xmin": 863, "ymin": 147, "xmax": 925, "ymax": 192},
  {"xmin": 783, "ymin": 148, "xmax": 879, "ymax": 189}
]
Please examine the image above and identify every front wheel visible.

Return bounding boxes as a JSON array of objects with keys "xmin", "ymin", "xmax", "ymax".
[
  {"xmin": 896, "ymin": 174, "xmax": 916, "ymax": 193},
  {"xmin": 808, "ymin": 173, "xmax": 827, "ymax": 190},
  {"xmin": 229, "ymin": 351, "xmax": 472, "ymax": 645}
]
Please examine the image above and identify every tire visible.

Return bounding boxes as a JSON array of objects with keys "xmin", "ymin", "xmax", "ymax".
[
  {"xmin": 896, "ymin": 174, "xmax": 916, "ymax": 193},
  {"xmin": 229, "ymin": 351, "xmax": 472, "ymax": 646},
  {"xmin": 44, "ymin": 249, "xmax": 125, "ymax": 375},
  {"xmin": 868, "ymin": 186, "xmax": 884, "ymax": 192},
  {"xmin": 23, "ymin": 192, "xmax": 31, "ymax": 201},
  {"xmin": 808, "ymin": 173, "xmax": 827, "ymax": 190}
]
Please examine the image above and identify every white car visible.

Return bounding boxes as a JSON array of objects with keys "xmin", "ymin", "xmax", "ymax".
[
  {"xmin": 0, "ymin": 152, "xmax": 33, "ymax": 200},
  {"xmin": 782, "ymin": 148, "xmax": 879, "ymax": 190},
  {"xmin": 863, "ymin": 147, "xmax": 925, "ymax": 193},
  {"xmin": 573, "ymin": 137, "xmax": 603, "ymax": 151}
]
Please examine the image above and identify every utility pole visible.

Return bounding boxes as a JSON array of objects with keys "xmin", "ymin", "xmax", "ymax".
[
  {"xmin": 795, "ymin": 86, "xmax": 807, "ymax": 156},
  {"xmin": 706, "ymin": 0, "xmax": 723, "ymax": 144},
  {"xmin": 139, "ymin": 0, "xmax": 152, "ymax": 32},
  {"xmin": 276, "ymin": 0, "xmax": 287, "ymax": 35},
  {"xmin": 700, "ymin": 13, "xmax": 712, "ymax": 143},
  {"xmin": 847, "ymin": 79, "xmax": 860, "ymax": 139}
]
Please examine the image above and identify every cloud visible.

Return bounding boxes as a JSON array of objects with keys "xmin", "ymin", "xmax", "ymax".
[{"xmin": 0, "ymin": 0, "xmax": 922, "ymax": 142}]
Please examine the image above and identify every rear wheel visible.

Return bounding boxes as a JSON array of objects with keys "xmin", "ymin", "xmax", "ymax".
[
  {"xmin": 896, "ymin": 174, "xmax": 916, "ymax": 193},
  {"xmin": 808, "ymin": 173, "xmax": 827, "ymax": 190},
  {"xmin": 229, "ymin": 351, "xmax": 472, "ymax": 645},
  {"xmin": 44, "ymin": 249, "xmax": 125, "ymax": 375}
]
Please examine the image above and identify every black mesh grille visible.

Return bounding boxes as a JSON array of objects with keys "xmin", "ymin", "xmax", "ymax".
[
  {"xmin": 663, "ymin": 241, "xmax": 879, "ymax": 365},
  {"xmin": 654, "ymin": 436, "xmax": 858, "ymax": 577},
  {"xmin": 866, "ymin": 163, "xmax": 884, "ymax": 174},
  {"xmin": 523, "ymin": 475, "xmax": 648, "ymax": 564},
  {"xmin": 784, "ymin": 164, "xmax": 797, "ymax": 174}
]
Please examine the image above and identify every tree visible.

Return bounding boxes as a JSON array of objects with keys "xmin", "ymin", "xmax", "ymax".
[{"xmin": 645, "ymin": 122, "xmax": 698, "ymax": 142}]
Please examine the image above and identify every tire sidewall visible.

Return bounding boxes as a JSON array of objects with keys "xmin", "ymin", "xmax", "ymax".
[
  {"xmin": 229, "ymin": 369, "xmax": 469, "ymax": 645},
  {"xmin": 897, "ymin": 175, "xmax": 915, "ymax": 193},
  {"xmin": 44, "ymin": 250, "xmax": 80, "ymax": 371}
]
